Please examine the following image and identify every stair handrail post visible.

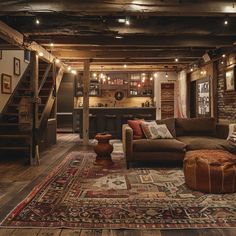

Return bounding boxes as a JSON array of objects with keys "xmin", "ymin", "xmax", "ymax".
[{"xmin": 30, "ymin": 51, "xmax": 40, "ymax": 165}]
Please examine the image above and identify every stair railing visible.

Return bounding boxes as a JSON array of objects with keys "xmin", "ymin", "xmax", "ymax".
[{"xmin": 38, "ymin": 63, "xmax": 52, "ymax": 93}]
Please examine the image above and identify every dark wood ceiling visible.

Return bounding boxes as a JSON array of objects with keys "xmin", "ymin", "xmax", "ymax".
[{"xmin": 0, "ymin": 0, "xmax": 236, "ymax": 71}]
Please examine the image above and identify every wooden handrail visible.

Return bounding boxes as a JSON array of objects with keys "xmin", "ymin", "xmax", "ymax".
[{"xmin": 38, "ymin": 63, "xmax": 52, "ymax": 92}]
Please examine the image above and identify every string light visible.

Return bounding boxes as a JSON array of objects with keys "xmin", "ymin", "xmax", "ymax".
[
  {"xmin": 125, "ymin": 17, "xmax": 130, "ymax": 25},
  {"xmin": 118, "ymin": 19, "xmax": 126, "ymax": 23},
  {"xmin": 224, "ymin": 16, "xmax": 229, "ymax": 25}
]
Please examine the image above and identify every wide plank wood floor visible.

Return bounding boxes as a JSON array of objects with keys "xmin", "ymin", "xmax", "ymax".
[{"xmin": 0, "ymin": 133, "xmax": 235, "ymax": 236}]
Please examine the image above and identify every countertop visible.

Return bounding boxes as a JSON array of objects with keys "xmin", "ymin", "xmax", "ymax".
[{"xmin": 74, "ymin": 107, "xmax": 156, "ymax": 109}]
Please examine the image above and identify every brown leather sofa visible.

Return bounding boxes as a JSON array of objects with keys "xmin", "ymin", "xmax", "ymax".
[{"xmin": 122, "ymin": 117, "xmax": 236, "ymax": 168}]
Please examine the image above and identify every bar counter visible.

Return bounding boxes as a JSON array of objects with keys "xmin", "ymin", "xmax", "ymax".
[{"xmin": 73, "ymin": 107, "xmax": 156, "ymax": 139}]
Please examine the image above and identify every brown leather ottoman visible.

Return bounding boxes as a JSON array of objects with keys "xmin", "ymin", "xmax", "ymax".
[{"xmin": 184, "ymin": 150, "xmax": 236, "ymax": 193}]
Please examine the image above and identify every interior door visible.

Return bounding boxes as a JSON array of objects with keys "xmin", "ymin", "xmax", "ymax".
[{"xmin": 160, "ymin": 83, "xmax": 175, "ymax": 119}]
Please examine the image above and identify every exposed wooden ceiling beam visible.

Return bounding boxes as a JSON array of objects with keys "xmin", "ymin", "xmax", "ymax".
[
  {"xmin": 0, "ymin": 20, "xmax": 63, "ymax": 65},
  {"xmin": 30, "ymin": 35, "xmax": 236, "ymax": 47},
  {"xmin": 0, "ymin": 1, "xmax": 235, "ymax": 16},
  {"xmin": 52, "ymin": 50, "xmax": 203, "ymax": 59}
]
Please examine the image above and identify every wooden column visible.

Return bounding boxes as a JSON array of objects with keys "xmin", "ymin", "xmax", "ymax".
[
  {"xmin": 30, "ymin": 51, "xmax": 40, "ymax": 165},
  {"xmin": 83, "ymin": 60, "xmax": 90, "ymax": 145}
]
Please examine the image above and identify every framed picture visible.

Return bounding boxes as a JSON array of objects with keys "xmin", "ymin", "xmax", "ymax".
[
  {"xmin": 14, "ymin": 57, "xmax": 21, "ymax": 76},
  {"xmin": 196, "ymin": 77, "xmax": 211, "ymax": 117},
  {"xmin": 0, "ymin": 50, "xmax": 2, "ymax": 60},
  {"xmin": 1, "ymin": 74, "xmax": 12, "ymax": 94},
  {"xmin": 225, "ymin": 66, "xmax": 236, "ymax": 91}
]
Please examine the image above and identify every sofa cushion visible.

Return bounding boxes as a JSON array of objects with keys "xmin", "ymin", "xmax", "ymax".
[
  {"xmin": 128, "ymin": 119, "xmax": 144, "ymax": 139},
  {"xmin": 133, "ymin": 139, "xmax": 186, "ymax": 153},
  {"xmin": 156, "ymin": 118, "xmax": 176, "ymax": 137},
  {"xmin": 175, "ymin": 118, "xmax": 216, "ymax": 136},
  {"xmin": 176, "ymin": 136, "xmax": 236, "ymax": 153}
]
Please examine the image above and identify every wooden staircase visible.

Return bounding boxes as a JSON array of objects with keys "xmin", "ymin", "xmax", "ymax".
[{"xmin": 0, "ymin": 57, "xmax": 63, "ymax": 164}]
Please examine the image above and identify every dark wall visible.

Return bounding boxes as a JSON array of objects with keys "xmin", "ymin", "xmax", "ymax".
[
  {"xmin": 217, "ymin": 52, "xmax": 236, "ymax": 123},
  {"xmin": 57, "ymin": 73, "xmax": 74, "ymax": 112}
]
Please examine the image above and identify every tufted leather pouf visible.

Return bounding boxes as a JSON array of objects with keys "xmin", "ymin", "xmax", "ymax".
[{"xmin": 184, "ymin": 150, "xmax": 236, "ymax": 193}]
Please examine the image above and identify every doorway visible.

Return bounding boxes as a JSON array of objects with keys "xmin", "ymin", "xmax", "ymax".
[
  {"xmin": 190, "ymin": 81, "xmax": 197, "ymax": 118},
  {"xmin": 160, "ymin": 83, "xmax": 175, "ymax": 119}
]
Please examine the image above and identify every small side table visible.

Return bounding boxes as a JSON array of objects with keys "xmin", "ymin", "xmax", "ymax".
[{"xmin": 94, "ymin": 133, "xmax": 114, "ymax": 166}]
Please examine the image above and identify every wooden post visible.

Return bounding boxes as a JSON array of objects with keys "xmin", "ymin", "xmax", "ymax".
[
  {"xmin": 83, "ymin": 60, "xmax": 90, "ymax": 145},
  {"xmin": 30, "ymin": 51, "xmax": 40, "ymax": 165}
]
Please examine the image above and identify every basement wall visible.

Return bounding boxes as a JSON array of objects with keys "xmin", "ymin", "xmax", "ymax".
[{"xmin": 0, "ymin": 50, "xmax": 28, "ymax": 113}]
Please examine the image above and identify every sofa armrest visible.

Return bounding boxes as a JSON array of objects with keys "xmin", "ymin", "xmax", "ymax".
[
  {"xmin": 216, "ymin": 124, "xmax": 229, "ymax": 139},
  {"xmin": 122, "ymin": 124, "xmax": 133, "ymax": 163}
]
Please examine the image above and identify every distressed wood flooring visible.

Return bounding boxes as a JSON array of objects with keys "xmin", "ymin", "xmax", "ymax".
[{"xmin": 0, "ymin": 133, "xmax": 235, "ymax": 236}]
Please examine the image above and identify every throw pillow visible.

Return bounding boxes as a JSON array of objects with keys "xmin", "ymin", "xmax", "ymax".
[
  {"xmin": 141, "ymin": 121, "xmax": 173, "ymax": 139},
  {"xmin": 227, "ymin": 123, "xmax": 236, "ymax": 140},
  {"xmin": 156, "ymin": 118, "xmax": 176, "ymax": 137},
  {"xmin": 128, "ymin": 119, "xmax": 145, "ymax": 139}
]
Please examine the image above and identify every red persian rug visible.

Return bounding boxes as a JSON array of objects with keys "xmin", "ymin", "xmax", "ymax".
[{"xmin": 1, "ymin": 151, "xmax": 236, "ymax": 229}]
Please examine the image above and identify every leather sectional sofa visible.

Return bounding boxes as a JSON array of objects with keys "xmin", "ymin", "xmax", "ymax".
[{"xmin": 122, "ymin": 117, "xmax": 236, "ymax": 168}]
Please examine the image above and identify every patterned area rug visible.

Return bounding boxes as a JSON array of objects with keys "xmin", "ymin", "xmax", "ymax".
[{"xmin": 1, "ymin": 149, "xmax": 236, "ymax": 229}]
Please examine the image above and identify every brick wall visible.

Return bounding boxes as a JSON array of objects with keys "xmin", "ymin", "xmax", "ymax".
[{"xmin": 217, "ymin": 52, "xmax": 236, "ymax": 124}]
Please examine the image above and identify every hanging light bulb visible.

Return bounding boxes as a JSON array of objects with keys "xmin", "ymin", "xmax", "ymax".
[
  {"xmin": 124, "ymin": 64, "xmax": 127, "ymax": 68},
  {"xmin": 175, "ymin": 58, "xmax": 179, "ymax": 62},
  {"xmin": 154, "ymin": 72, "xmax": 158, "ymax": 78},
  {"xmin": 55, "ymin": 58, "xmax": 60, "ymax": 63},
  {"xmin": 71, "ymin": 70, "xmax": 77, "ymax": 75},
  {"xmin": 35, "ymin": 18, "xmax": 40, "ymax": 25},
  {"xmin": 50, "ymin": 43, "xmax": 54, "ymax": 47},
  {"xmin": 165, "ymin": 72, "xmax": 168, "ymax": 78},
  {"xmin": 67, "ymin": 66, "xmax": 71, "ymax": 71},
  {"xmin": 38, "ymin": 52, "xmax": 44, "ymax": 57}
]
